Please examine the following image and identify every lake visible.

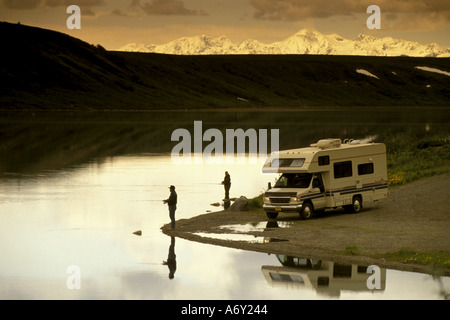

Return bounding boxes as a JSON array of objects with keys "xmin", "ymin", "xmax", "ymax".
[{"xmin": 0, "ymin": 108, "xmax": 449, "ymax": 300}]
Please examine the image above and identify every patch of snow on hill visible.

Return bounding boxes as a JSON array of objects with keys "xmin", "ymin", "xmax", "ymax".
[
  {"xmin": 415, "ymin": 66, "xmax": 450, "ymax": 77},
  {"xmin": 356, "ymin": 69, "xmax": 379, "ymax": 79}
]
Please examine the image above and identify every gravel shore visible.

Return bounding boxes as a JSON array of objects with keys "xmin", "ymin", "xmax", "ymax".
[{"xmin": 162, "ymin": 174, "xmax": 450, "ymax": 275}]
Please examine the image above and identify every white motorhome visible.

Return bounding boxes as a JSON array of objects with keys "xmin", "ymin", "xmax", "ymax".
[
  {"xmin": 262, "ymin": 138, "xmax": 388, "ymax": 219},
  {"xmin": 261, "ymin": 254, "xmax": 386, "ymax": 297}
]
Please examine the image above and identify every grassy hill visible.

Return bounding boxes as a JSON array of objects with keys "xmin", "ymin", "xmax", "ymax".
[{"xmin": 1, "ymin": 21, "xmax": 450, "ymax": 111}]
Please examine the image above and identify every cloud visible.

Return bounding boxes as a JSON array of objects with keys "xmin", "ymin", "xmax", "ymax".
[
  {"xmin": 248, "ymin": 0, "xmax": 450, "ymax": 22},
  {"xmin": 3, "ymin": 0, "xmax": 41, "ymax": 9},
  {"xmin": 249, "ymin": 0, "xmax": 358, "ymax": 20},
  {"xmin": 132, "ymin": 0, "xmax": 207, "ymax": 16},
  {"xmin": 3, "ymin": 0, "xmax": 105, "ymax": 9},
  {"xmin": 111, "ymin": 8, "xmax": 130, "ymax": 17},
  {"xmin": 383, "ymin": 11, "xmax": 450, "ymax": 33}
]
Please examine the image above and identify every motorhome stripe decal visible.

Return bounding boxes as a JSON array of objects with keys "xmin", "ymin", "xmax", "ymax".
[
  {"xmin": 298, "ymin": 182, "xmax": 388, "ymax": 199},
  {"xmin": 326, "ymin": 183, "xmax": 388, "ymax": 195},
  {"xmin": 300, "ymin": 192, "xmax": 325, "ymax": 200}
]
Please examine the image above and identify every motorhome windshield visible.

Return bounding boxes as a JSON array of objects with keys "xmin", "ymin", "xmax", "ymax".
[{"xmin": 274, "ymin": 173, "xmax": 312, "ymax": 188}]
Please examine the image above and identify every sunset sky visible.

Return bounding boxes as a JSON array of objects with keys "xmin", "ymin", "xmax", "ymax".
[{"xmin": 1, "ymin": 0, "xmax": 449, "ymax": 50}]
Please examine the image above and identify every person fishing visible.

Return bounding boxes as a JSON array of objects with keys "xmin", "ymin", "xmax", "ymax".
[
  {"xmin": 222, "ymin": 171, "xmax": 231, "ymax": 200},
  {"xmin": 163, "ymin": 185, "xmax": 177, "ymax": 229}
]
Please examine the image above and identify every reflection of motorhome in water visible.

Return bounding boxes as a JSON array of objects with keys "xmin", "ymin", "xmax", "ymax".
[
  {"xmin": 263, "ymin": 139, "xmax": 388, "ymax": 219},
  {"xmin": 261, "ymin": 254, "xmax": 386, "ymax": 297}
]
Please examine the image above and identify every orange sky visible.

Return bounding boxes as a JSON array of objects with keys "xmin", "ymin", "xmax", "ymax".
[{"xmin": 1, "ymin": 0, "xmax": 449, "ymax": 50}]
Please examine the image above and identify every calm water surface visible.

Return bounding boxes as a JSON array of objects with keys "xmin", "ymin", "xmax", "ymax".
[
  {"xmin": 1, "ymin": 109, "xmax": 449, "ymax": 299},
  {"xmin": 0, "ymin": 155, "xmax": 448, "ymax": 299}
]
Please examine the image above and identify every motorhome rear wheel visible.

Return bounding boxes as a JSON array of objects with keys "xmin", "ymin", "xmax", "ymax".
[{"xmin": 350, "ymin": 196, "xmax": 362, "ymax": 213}]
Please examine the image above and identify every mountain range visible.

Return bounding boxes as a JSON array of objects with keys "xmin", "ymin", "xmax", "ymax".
[{"xmin": 119, "ymin": 29, "xmax": 450, "ymax": 57}]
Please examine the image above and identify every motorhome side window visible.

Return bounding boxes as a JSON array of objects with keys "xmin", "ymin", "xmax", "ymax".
[
  {"xmin": 271, "ymin": 158, "xmax": 305, "ymax": 168},
  {"xmin": 358, "ymin": 163, "xmax": 374, "ymax": 175},
  {"xmin": 334, "ymin": 161, "xmax": 352, "ymax": 179},
  {"xmin": 318, "ymin": 155, "xmax": 330, "ymax": 166}
]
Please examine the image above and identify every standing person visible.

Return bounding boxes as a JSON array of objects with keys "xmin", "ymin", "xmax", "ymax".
[
  {"xmin": 222, "ymin": 171, "xmax": 231, "ymax": 200},
  {"xmin": 163, "ymin": 185, "xmax": 177, "ymax": 229}
]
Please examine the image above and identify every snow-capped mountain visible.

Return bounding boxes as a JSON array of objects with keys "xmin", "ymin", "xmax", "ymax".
[{"xmin": 118, "ymin": 29, "xmax": 450, "ymax": 57}]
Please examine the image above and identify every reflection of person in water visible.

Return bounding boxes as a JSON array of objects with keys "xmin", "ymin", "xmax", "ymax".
[{"xmin": 163, "ymin": 236, "xmax": 176, "ymax": 279}]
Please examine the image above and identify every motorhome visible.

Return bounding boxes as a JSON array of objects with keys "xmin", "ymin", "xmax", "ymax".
[
  {"xmin": 261, "ymin": 254, "xmax": 386, "ymax": 297},
  {"xmin": 262, "ymin": 138, "xmax": 388, "ymax": 219}
]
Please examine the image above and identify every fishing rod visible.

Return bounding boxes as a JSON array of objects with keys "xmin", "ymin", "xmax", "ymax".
[{"xmin": 198, "ymin": 182, "xmax": 223, "ymax": 185}]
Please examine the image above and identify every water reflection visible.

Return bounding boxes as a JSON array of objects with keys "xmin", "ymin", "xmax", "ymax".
[
  {"xmin": 1, "ymin": 108, "xmax": 449, "ymax": 175},
  {"xmin": 262, "ymin": 254, "xmax": 386, "ymax": 298},
  {"xmin": 163, "ymin": 237, "xmax": 177, "ymax": 280},
  {"xmin": 1, "ymin": 107, "xmax": 449, "ymax": 299},
  {"xmin": 219, "ymin": 221, "xmax": 293, "ymax": 232},
  {"xmin": 193, "ymin": 232, "xmax": 265, "ymax": 243},
  {"xmin": 194, "ymin": 221, "xmax": 294, "ymax": 243}
]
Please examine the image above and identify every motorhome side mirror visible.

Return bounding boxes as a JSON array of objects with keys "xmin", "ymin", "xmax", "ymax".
[{"xmin": 268, "ymin": 182, "xmax": 272, "ymax": 190}]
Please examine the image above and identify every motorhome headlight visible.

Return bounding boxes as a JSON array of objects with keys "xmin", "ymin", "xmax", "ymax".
[
  {"xmin": 290, "ymin": 196, "xmax": 300, "ymax": 202},
  {"xmin": 263, "ymin": 196, "xmax": 270, "ymax": 203}
]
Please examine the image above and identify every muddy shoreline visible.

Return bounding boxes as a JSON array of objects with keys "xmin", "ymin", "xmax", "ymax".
[{"xmin": 162, "ymin": 174, "xmax": 450, "ymax": 276}]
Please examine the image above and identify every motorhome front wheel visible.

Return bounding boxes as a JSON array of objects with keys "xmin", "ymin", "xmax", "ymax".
[{"xmin": 300, "ymin": 202, "xmax": 313, "ymax": 220}]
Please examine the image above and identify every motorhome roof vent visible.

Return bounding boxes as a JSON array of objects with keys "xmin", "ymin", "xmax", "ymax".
[{"xmin": 311, "ymin": 138, "xmax": 342, "ymax": 149}]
